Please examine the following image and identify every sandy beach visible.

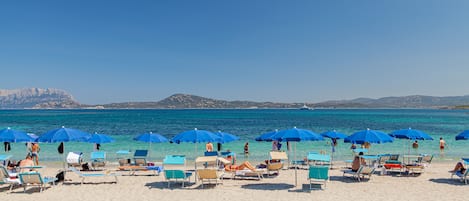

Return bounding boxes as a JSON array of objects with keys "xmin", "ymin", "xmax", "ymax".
[{"xmin": 1, "ymin": 159, "xmax": 467, "ymax": 201}]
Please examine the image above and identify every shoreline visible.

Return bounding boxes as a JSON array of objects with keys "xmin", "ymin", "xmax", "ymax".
[{"xmin": 2, "ymin": 160, "xmax": 467, "ymax": 200}]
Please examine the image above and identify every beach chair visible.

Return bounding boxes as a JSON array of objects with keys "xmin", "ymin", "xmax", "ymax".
[
  {"xmin": 133, "ymin": 150, "xmax": 148, "ymax": 166},
  {"xmin": 0, "ymin": 165, "xmax": 20, "ymax": 191},
  {"xmin": 90, "ymin": 151, "xmax": 106, "ymax": 170},
  {"xmin": 308, "ymin": 165, "xmax": 329, "ymax": 190},
  {"xmin": 68, "ymin": 167, "xmax": 119, "ymax": 185},
  {"xmin": 418, "ymin": 154, "xmax": 433, "ymax": 167},
  {"xmin": 342, "ymin": 166, "xmax": 375, "ymax": 182},
  {"xmin": 267, "ymin": 151, "xmax": 288, "ymax": 175},
  {"xmin": 196, "ymin": 169, "xmax": 222, "ymax": 188},
  {"xmin": 66, "ymin": 152, "xmax": 84, "ymax": 168},
  {"xmin": 163, "ymin": 155, "xmax": 192, "ymax": 188},
  {"xmin": 18, "ymin": 172, "xmax": 57, "ymax": 193},
  {"xmin": 451, "ymin": 169, "xmax": 469, "ymax": 184}
]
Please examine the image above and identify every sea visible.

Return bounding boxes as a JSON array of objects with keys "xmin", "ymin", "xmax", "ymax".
[{"xmin": 1, "ymin": 109, "xmax": 468, "ymax": 163}]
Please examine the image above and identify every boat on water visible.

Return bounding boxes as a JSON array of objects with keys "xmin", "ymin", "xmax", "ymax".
[{"xmin": 300, "ymin": 104, "xmax": 313, "ymax": 110}]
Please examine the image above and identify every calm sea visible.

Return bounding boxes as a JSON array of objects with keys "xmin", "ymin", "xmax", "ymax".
[{"xmin": 1, "ymin": 109, "xmax": 468, "ymax": 163}]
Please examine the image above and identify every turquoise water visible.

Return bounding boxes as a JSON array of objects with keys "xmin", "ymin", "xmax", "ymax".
[{"xmin": 1, "ymin": 109, "xmax": 469, "ymax": 163}]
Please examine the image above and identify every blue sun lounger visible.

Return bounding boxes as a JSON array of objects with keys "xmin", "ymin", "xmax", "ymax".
[
  {"xmin": 69, "ymin": 167, "xmax": 120, "ymax": 185},
  {"xmin": 18, "ymin": 172, "xmax": 57, "ymax": 193}
]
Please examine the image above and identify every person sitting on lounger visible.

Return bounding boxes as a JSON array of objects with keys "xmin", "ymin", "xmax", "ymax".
[
  {"xmin": 352, "ymin": 152, "xmax": 366, "ymax": 172},
  {"xmin": 451, "ymin": 162, "xmax": 466, "ymax": 177},
  {"xmin": 225, "ymin": 161, "xmax": 257, "ymax": 171},
  {"xmin": 19, "ymin": 154, "xmax": 36, "ymax": 172}
]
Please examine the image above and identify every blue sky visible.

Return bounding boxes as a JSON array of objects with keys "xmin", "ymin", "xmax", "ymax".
[{"xmin": 1, "ymin": 0, "xmax": 469, "ymax": 104}]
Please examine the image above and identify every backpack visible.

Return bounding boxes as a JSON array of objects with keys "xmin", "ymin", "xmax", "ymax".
[{"xmin": 56, "ymin": 171, "xmax": 65, "ymax": 182}]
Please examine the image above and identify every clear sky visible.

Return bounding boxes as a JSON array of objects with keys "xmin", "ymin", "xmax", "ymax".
[{"xmin": 1, "ymin": 0, "xmax": 469, "ymax": 104}]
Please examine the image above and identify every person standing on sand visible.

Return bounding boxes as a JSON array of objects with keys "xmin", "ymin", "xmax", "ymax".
[{"xmin": 30, "ymin": 142, "xmax": 40, "ymax": 165}]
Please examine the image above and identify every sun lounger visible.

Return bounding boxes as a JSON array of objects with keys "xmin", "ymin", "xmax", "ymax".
[
  {"xmin": 308, "ymin": 165, "xmax": 329, "ymax": 190},
  {"xmin": 197, "ymin": 169, "xmax": 222, "ymax": 188},
  {"xmin": 90, "ymin": 151, "xmax": 106, "ymax": 170},
  {"xmin": 18, "ymin": 172, "xmax": 57, "ymax": 192},
  {"xmin": 117, "ymin": 165, "xmax": 162, "ymax": 176},
  {"xmin": 342, "ymin": 166, "xmax": 375, "ymax": 182},
  {"xmin": 163, "ymin": 155, "xmax": 193, "ymax": 187},
  {"xmin": 0, "ymin": 165, "xmax": 20, "ymax": 191},
  {"xmin": 267, "ymin": 151, "xmax": 288, "ymax": 175},
  {"xmin": 68, "ymin": 167, "xmax": 119, "ymax": 185},
  {"xmin": 133, "ymin": 150, "xmax": 148, "ymax": 166},
  {"xmin": 232, "ymin": 169, "xmax": 265, "ymax": 180}
]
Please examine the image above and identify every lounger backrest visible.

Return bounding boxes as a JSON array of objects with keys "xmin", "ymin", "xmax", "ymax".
[
  {"xmin": 134, "ymin": 150, "xmax": 148, "ymax": 158},
  {"xmin": 163, "ymin": 155, "xmax": 186, "ymax": 165},
  {"xmin": 91, "ymin": 152, "xmax": 106, "ymax": 160},
  {"xmin": 270, "ymin": 151, "xmax": 288, "ymax": 160},
  {"xmin": 309, "ymin": 166, "xmax": 329, "ymax": 180},
  {"xmin": 163, "ymin": 155, "xmax": 186, "ymax": 170},
  {"xmin": 267, "ymin": 162, "xmax": 283, "ymax": 170},
  {"xmin": 195, "ymin": 156, "xmax": 217, "ymax": 164},
  {"xmin": 360, "ymin": 166, "xmax": 375, "ymax": 175},
  {"xmin": 197, "ymin": 169, "xmax": 217, "ymax": 180},
  {"xmin": 307, "ymin": 153, "xmax": 331, "ymax": 162},
  {"xmin": 0, "ymin": 166, "xmax": 8, "ymax": 181},
  {"xmin": 389, "ymin": 154, "xmax": 399, "ymax": 161},
  {"xmin": 19, "ymin": 172, "xmax": 43, "ymax": 184},
  {"xmin": 379, "ymin": 155, "xmax": 390, "ymax": 163},
  {"xmin": 422, "ymin": 155, "xmax": 433, "ymax": 163},
  {"xmin": 165, "ymin": 170, "xmax": 187, "ymax": 179}
]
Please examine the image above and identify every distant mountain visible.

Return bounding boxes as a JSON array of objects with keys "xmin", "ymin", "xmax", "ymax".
[
  {"xmin": 102, "ymin": 94, "xmax": 305, "ymax": 109},
  {"xmin": 314, "ymin": 95, "xmax": 469, "ymax": 108},
  {"xmin": 0, "ymin": 88, "xmax": 80, "ymax": 109},
  {"xmin": 3, "ymin": 88, "xmax": 469, "ymax": 109}
]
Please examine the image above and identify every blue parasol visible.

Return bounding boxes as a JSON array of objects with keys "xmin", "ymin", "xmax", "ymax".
[
  {"xmin": 171, "ymin": 128, "xmax": 222, "ymax": 144},
  {"xmin": 270, "ymin": 127, "xmax": 323, "ymax": 186},
  {"xmin": 320, "ymin": 130, "xmax": 348, "ymax": 139},
  {"xmin": 88, "ymin": 132, "xmax": 115, "ymax": 144},
  {"xmin": 134, "ymin": 132, "xmax": 168, "ymax": 143},
  {"xmin": 389, "ymin": 128, "xmax": 433, "ymax": 140},
  {"xmin": 37, "ymin": 126, "xmax": 91, "ymax": 143},
  {"xmin": 0, "ymin": 127, "xmax": 35, "ymax": 142},
  {"xmin": 134, "ymin": 132, "xmax": 168, "ymax": 159},
  {"xmin": 455, "ymin": 130, "xmax": 469, "ymax": 141},
  {"xmin": 255, "ymin": 129, "xmax": 278, "ymax": 141},
  {"xmin": 344, "ymin": 128, "xmax": 394, "ymax": 144},
  {"xmin": 215, "ymin": 131, "xmax": 239, "ymax": 143},
  {"xmin": 271, "ymin": 127, "xmax": 323, "ymax": 142}
]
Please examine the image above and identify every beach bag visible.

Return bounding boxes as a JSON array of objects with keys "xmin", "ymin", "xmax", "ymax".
[
  {"xmin": 56, "ymin": 171, "xmax": 65, "ymax": 182},
  {"xmin": 82, "ymin": 163, "xmax": 90, "ymax": 171}
]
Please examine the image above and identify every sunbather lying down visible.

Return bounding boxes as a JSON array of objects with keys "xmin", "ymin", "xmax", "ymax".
[{"xmin": 225, "ymin": 161, "xmax": 257, "ymax": 171}]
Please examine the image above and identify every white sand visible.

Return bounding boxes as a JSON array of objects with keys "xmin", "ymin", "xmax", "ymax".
[{"xmin": 1, "ymin": 161, "xmax": 467, "ymax": 201}]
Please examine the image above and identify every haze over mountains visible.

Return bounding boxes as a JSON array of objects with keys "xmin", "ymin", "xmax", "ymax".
[{"xmin": 1, "ymin": 88, "xmax": 469, "ymax": 109}]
